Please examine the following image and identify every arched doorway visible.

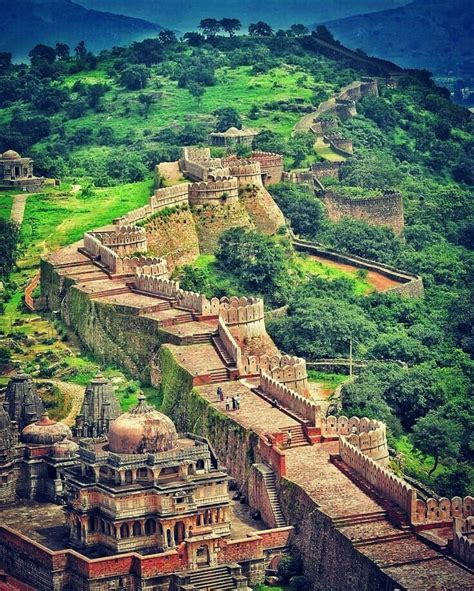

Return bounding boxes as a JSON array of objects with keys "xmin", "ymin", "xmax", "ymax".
[
  {"xmin": 174, "ymin": 521, "xmax": 185, "ymax": 545},
  {"xmin": 196, "ymin": 544, "xmax": 210, "ymax": 567}
]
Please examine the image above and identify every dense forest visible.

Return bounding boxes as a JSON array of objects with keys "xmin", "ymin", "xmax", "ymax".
[{"xmin": 0, "ymin": 22, "xmax": 472, "ymax": 496}]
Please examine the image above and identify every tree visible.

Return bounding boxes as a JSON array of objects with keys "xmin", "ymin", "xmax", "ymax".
[
  {"xmin": 188, "ymin": 82, "xmax": 205, "ymax": 102},
  {"xmin": 220, "ymin": 18, "xmax": 241, "ymax": 37},
  {"xmin": 198, "ymin": 18, "xmax": 221, "ymax": 38},
  {"xmin": 213, "ymin": 107, "xmax": 242, "ymax": 132},
  {"xmin": 248, "ymin": 21, "xmax": 273, "ymax": 37},
  {"xmin": 138, "ymin": 93, "xmax": 154, "ymax": 117},
  {"xmin": 289, "ymin": 24, "xmax": 309, "ymax": 37},
  {"xmin": 0, "ymin": 219, "xmax": 19, "ymax": 278},
  {"xmin": 269, "ymin": 182, "xmax": 325, "ymax": 239},
  {"xmin": 412, "ymin": 411, "xmax": 462, "ymax": 475},
  {"xmin": 253, "ymin": 129, "xmax": 287, "ymax": 154},
  {"xmin": 183, "ymin": 32, "xmax": 205, "ymax": 47},
  {"xmin": 74, "ymin": 41, "xmax": 87, "ymax": 61},
  {"xmin": 55, "ymin": 43, "xmax": 70, "ymax": 60},
  {"xmin": 29, "ymin": 44, "xmax": 56, "ymax": 66},
  {"xmin": 0, "ymin": 52, "xmax": 12, "ymax": 73},
  {"xmin": 288, "ymin": 132, "xmax": 314, "ymax": 167},
  {"xmin": 314, "ymin": 25, "xmax": 335, "ymax": 43},
  {"xmin": 119, "ymin": 66, "xmax": 151, "ymax": 90},
  {"xmin": 158, "ymin": 30, "xmax": 177, "ymax": 44}
]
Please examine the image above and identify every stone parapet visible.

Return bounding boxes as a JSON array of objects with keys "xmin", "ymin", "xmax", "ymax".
[
  {"xmin": 339, "ymin": 437, "xmax": 417, "ymax": 520},
  {"xmin": 260, "ymin": 372, "xmax": 319, "ymax": 427},
  {"xmin": 189, "ymin": 178, "xmax": 239, "ymax": 205},
  {"xmin": 322, "ymin": 190, "xmax": 404, "ymax": 235},
  {"xmin": 415, "ymin": 495, "xmax": 473, "ymax": 525},
  {"xmin": 323, "ymin": 415, "xmax": 389, "ymax": 466},
  {"xmin": 453, "ymin": 516, "xmax": 474, "ymax": 567},
  {"xmin": 218, "ymin": 317, "xmax": 242, "ymax": 368},
  {"xmin": 219, "ymin": 296, "xmax": 266, "ymax": 339},
  {"xmin": 241, "ymin": 354, "xmax": 308, "ymax": 396},
  {"xmin": 100, "ymin": 226, "xmax": 147, "ymax": 256}
]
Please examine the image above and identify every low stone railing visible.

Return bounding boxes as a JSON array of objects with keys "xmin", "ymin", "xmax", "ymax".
[
  {"xmin": 133, "ymin": 259, "xmax": 168, "ymax": 279},
  {"xmin": 453, "ymin": 516, "xmax": 474, "ymax": 567},
  {"xmin": 83, "ymin": 232, "xmax": 119, "ymax": 273},
  {"xmin": 415, "ymin": 495, "xmax": 473, "ymax": 525},
  {"xmin": 240, "ymin": 354, "xmax": 308, "ymax": 396},
  {"xmin": 218, "ymin": 317, "xmax": 242, "ymax": 368},
  {"xmin": 260, "ymin": 372, "xmax": 319, "ymax": 427},
  {"xmin": 339, "ymin": 437, "xmax": 416, "ymax": 520}
]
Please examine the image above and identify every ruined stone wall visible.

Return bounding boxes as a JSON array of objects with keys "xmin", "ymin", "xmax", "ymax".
[
  {"xmin": 322, "ymin": 190, "xmax": 404, "ymax": 235},
  {"xmin": 188, "ymin": 178, "xmax": 239, "ymax": 205},
  {"xmin": 144, "ymin": 207, "xmax": 200, "ymax": 270},
  {"xmin": 241, "ymin": 354, "xmax": 308, "ymax": 396}
]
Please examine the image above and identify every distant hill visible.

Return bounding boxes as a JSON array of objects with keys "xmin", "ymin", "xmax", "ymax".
[
  {"xmin": 0, "ymin": 0, "xmax": 162, "ymax": 62},
  {"xmin": 77, "ymin": 0, "xmax": 409, "ymax": 31},
  {"xmin": 319, "ymin": 0, "xmax": 474, "ymax": 76}
]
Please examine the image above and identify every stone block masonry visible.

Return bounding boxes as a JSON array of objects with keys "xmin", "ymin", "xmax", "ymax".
[{"xmin": 322, "ymin": 190, "xmax": 404, "ymax": 235}]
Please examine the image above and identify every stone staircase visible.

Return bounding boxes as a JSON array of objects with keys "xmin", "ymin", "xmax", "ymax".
[
  {"xmin": 261, "ymin": 466, "xmax": 286, "ymax": 528},
  {"xmin": 176, "ymin": 564, "xmax": 246, "ymax": 590},
  {"xmin": 192, "ymin": 332, "xmax": 214, "ymax": 344},
  {"xmin": 281, "ymin": 424, "xmax": 311, "ymax": 448},
  {"xmin": 208, "ymin": 367, "xmax": 230, "ymax": 383},
  {"xmin": 212, "ymin": 335, "xmax": 235, "ymax": 367},
  {"xmin": 90, "ymin": 285, "xmax": 131, "ymax": 298},
  {"xmin": 332, "ymin": 510, "xmax": 388, "ymax": 528}
]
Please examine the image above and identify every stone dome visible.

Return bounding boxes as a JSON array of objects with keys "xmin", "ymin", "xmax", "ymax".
[
  {"xmin": 21, "ymin": 412, "xmax": 72, "ymax": 445},
  {"xmin": 50, "ymin": 436, "xmax": 79, "ymax": 459},
  {"xmin": 108, "ymin": 394, "xmax": 178, "ymax": 455},
  {"xmin": 2, "ymin": 150, "xmax": 21, "ymax": 160}
]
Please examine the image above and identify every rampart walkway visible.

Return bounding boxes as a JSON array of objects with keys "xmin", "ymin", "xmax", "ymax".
[{"xmin": 41, "ymin": 243, "xmax": 471, "ymax": 589}]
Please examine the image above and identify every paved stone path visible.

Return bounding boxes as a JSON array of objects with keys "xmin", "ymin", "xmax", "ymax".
[
  {"xmin": 37, "ymin": 379, "xmax": 84, "ymax": 427},
  {"xmin": 10, "ymin": 193, "xmax": 28, "ymax": 225}
]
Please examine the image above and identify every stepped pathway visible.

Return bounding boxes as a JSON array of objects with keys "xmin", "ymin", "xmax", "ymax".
[
  {"xmin": 10, "ymin": 193, "xmax": 28, "ymax": 225},
  {"xmin": 37, "ymin": 379, "xmax": 85, "ymax": 427},
  {"xmin": 259, "ymin": 464, "xmax": 286, "ymax": 527}
]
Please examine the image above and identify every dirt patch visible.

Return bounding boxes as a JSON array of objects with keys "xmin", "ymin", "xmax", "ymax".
[{"xmin": 309, "ymin": 254, "xmax": 401, "ymax": 292}]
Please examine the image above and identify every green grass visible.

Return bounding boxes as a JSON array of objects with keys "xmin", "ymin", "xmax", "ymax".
[
  {"xmin": 57, "ymin": 64, "xmax": 322, "ymax": 144},
  {"xmin": 0, "ymin": 192, "xmax": 14, "ymax": 221},
  {"xmin": 19, "ymin": 178, "xmax": 153, "ymax": 268},
  {"xmin": 308, "ymin": 370, "xmax": 348, "ymax": 389},
  {"xmin": 294, "ymin": 254, "xmax": 372, "ymax": 296},
  {"xmin": 394, "ymin": 435, "xmax": 448, "ymax": 480},
  {"xmin": 314, "ymin": 137, "xmax": 346, "ymax": 162}
]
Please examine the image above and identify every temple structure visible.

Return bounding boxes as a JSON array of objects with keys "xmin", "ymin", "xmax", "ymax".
[
  {"xmin": 73, "ymin": 373, "xmax": 121, "ymax": 438},
  {"xmin": 65, "ymin": 394, "xmax": 232, "ymax": 564},
  {"xmin": 210, "ymin": 127, "xmax": 257, "ymax": 147},
  {"xmin": 4, "ymin": 371, "xmax": 44, "ymax": 430}
]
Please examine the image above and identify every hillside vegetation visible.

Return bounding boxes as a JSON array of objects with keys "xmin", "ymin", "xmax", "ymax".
[{"xmin": 0, "ymin": 27, "xmax": 473, "ymax": 496}]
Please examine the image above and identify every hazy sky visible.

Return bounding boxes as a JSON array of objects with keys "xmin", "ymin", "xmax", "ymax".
[{"xmin": 77, "ymin": 0, "xmax": 411, "ymax": 30}]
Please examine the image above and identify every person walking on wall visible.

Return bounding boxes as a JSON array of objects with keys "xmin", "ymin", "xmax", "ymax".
[
  {"xmin": 287, "ymin": 429, "xmax": 292, "ymax": 448},
  {"xmin": 225, "ymin": 397, "xmax": 231, "ymax": 411},
  {"xmin": 216, "ymin": 386, "xmax": 223, "ymax": 401},
  {"xmin": 232, "ymin": 396, "xmax": 236, "ymax": 410},
  {"xmin": 235, "ymin": 394, "xmax": 241, "ymax": 410}
]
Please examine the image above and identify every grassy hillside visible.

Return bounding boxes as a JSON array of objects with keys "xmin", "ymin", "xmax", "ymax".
[{"xmin": 0, "ymin": 30, "xmax": 473, "ymax": 497}]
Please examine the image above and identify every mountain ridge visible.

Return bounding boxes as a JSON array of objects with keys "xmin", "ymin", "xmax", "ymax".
[{"xmin": 0, "ymin": 0, "xmax": 162, "ymax": 61}]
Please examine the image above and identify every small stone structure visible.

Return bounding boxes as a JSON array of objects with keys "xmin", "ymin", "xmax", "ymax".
[
  {"xmin": 210, "ymin": 127, "xmax": 257, "ymax": 147},
  {"xmin": 0, "ymin": 149, "xmax": 44, "ymax": 192}
]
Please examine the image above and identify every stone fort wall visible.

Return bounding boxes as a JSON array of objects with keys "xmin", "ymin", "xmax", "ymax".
[
  {"xmin": 189, "ymin": 178, "xmax": 239, "ymax": 205},
  {"xmin": 241, "ymin": 354, "xmax": 308, "ymax": 396},
  {"xmin": 322, "ymin": 190, "xmax": 404, "ymax": 236},
  {"xmin": 453, "ymin": 516, "xmax": 474, "ymax": 567},
  {"xmin": 323, "ymin": 415, "xmax": 389, "ymax": 466}
]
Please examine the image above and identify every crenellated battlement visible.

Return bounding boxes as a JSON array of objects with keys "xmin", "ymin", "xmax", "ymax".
[
  {"xmin": 323, "ymin": 415, "xmax": 389, "ymax": 465},
  {"xmin": 453, "ymin": 516, "xmax": 474, "ymax": 567},
  {"xmin": 241, "ymin": 354, "xmax": 308, "ymax": 395},
  {"xmin": 260, "ymin": 371, "xmax": 319, "ymax": 426},
  {"xmin": 100, "ymin": 226, "xmax": 147, "ymax": 256},
  {"xmin": 219, "ymin": 295, "xmax": 266, "ymax": 339},
  {"xmin": 188, "ymin": 178, "xmax": 239, "ymax": 205}
]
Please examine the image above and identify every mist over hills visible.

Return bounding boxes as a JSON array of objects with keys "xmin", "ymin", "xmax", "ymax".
[
  {"xmin": 1, "ymin": 0, "xmax": 162, "ymax": 61},
  {"xmin": 321, "ymin": 0, "xmax": 474, "ymax": 76},
  {"xmin": 77, "ymin": 0, "xmax": 409, "ymax": 31}
]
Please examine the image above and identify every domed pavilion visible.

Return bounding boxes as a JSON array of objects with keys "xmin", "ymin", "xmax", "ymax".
[{"xmin": 0, "ymin": 149, "xmax": 44, "ymax": 191}]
